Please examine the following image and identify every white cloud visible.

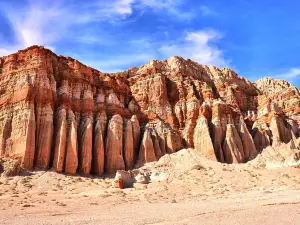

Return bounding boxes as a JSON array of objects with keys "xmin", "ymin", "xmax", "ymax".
[
  {"xmin": 275, "ymin": 68, "xmax": 300, "ymax": 79},
  {"xmin": 114, "ymin": 0, "xmax": 135, "ymax": 15},
  {"xmin": 269, "ymin": 68, "xmax": 300, "ymax": 86},
  {"xmin": 0, "ymin": 1, "xmax": 73, "ymax": 54},
  {"xmin": 139, "ymin": 0, "xmax": 195, "ymax": 20},
  {"xmin": 0, "ymin": 0, "xmax": 139, "ymax": 55},
  {"xmin": 0, "ymin": 0, "xmax": 225, "ymax": 74},
  {"xmin": 159, "ymin": 30, "xmax": 229, "ymax": 67},
  {"xmin": 0, "ymin": 0, "xmax": 195, "ymax": 56}
]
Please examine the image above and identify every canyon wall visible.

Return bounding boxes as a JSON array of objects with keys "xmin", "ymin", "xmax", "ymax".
[{"xmin": 0, "ymin": 46, "xmax": 299, "ymax": 175}]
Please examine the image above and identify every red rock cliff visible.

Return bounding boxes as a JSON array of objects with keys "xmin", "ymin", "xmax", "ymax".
[{"xmin": 0, "ymin": 46, "xmax": 298, "ymax": 174}]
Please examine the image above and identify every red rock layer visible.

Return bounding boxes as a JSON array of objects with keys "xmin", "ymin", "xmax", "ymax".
[{"xmin": 0, "ymin": 46, "xmax": 298, "ymax": 174}]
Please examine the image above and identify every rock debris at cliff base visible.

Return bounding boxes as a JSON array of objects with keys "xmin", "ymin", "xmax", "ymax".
[{"xmin": 0, "ymin": 45, "xmax": 299, "ymax": 175}]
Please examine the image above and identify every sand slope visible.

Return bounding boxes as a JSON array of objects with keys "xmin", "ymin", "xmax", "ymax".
[{"xmin": 0, "ymin": 149, "xmax": 300, "ymax": 224}]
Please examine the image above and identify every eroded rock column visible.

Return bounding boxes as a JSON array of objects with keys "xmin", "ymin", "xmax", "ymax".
[
  {"xmin": 35, "ymin": 104, "xmax": 54, "ymax": 169},
  {"xmin": 105, "ymin": 114, "xmax": 125, "ymax": 173},
  {"xmin": 238, "ymin": 117, "xmax": 258, "ymax": 160},
  {"xmin": 78, "ymin": 116, "xmax": 93, "ymax": 175},
  {"xmin": 131, "ymin": 115, "xmax": 141, "ymax": 159},
  {"xmin": 193, "ymin": 115, "xmax": 216, "ymax": 160},
  {"xmin": 223, "ymin": 124, "xmax": 245, "ymax": 164},
  {"xmin": 65, "ymin": 110, "xmax": 78, "ymax": 174},
  {"xmin": 123, "ymin": 119, "xmax": 134, "ymax": 170},
  {"xmin": 93, "ymin": 119, "xmax": 105, "ymax": 176},
  {"xmin": 22, "ymin": 103, "xmax": 36, "ymax": 170},
  {"xmin": 53, "ymin": 108, "xmax": 67, "ymax": 172},
  {"xmin": 138, "ymin": 128, "xmax": 157, "ymax": 166}
]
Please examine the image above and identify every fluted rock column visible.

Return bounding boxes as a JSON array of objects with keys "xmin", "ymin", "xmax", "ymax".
[
  {"xmin": 138, "ymin": 128, "xmax": 157, "ymax": 166},
  {"xmin": 22, "ymin": 103, "xmax": 36, "ymax": 170},
  {"xmin": 238, "ymin": 117, "xmax": 258, "ymax": 160},
  {"xmin": 78, "ymin": 116, "xmax": 93, "ymax": 175},
  {"xmin": 0, "ymin": 118, "xmax": 12, "ymax": 156},
  {"xmin": 159, "ymin": 135, "xmax": 167, "ymax": 156},
  {"xmin": 53, "ymin": 108, "xmax": 67, "ymax": 172},
  {"xmin": 124, "ymin": 119, "xmax": 134, "ymax": 170},
  {"xmin": 270, "ymin": 116, "xmax": 292, "ymax": 146},
  {"xmin": 151, "ymin": 130, "xmax": 163, "ymax": 159},
  {"xmin": 93, "ymin": 120, "xmax": 105, "ymax": 176},
  {"xmin": 166, "ymin": 130, "xmax": 183, "ymax": 154},
  {"xmin": 211, "ymin": 113, "xmax": 226, "ymax": 163},
  {"xmin": 65, "ymin": 110, "xmax": 78, "ymax": 174},
  {"xmin": 35, "ymin": 103, "xmax": 54, "ymax": 169},
  {"xmin": 223, "ymin": 124, "xmax": 245, "ymax": 164},
  {"xmin": 105, "ymin": 114, "xmax": 125, "ymax": 173},
  {"xmin": 211, "ymin": 103, "xmax": 227, "ymax": 163},
  {"xmin": 270, "ymin": 117, "xmax": 282, "ymax": 146},
  {"xmin": 183, "ymin": 99, "xmax": 200, "ymax": 147},
  {"xmin": 253, "ymin": 129, "xmax": 271, "ymax": 152},
  {"xmin": 193, "ymin": 115, "xmax": 217, "ymax": 160},
  {"xmin": 96, "ymin": 111, "xmax": 107, "ymax": 138},
  {"xmin": 131, "ymin": 115, "xmax": 141, "ymax": 158}
]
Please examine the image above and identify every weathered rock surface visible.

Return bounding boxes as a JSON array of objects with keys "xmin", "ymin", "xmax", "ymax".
[
  {"xmin": 0, "ymin": 46, "xmax": 299, "ymax": 175},
  {"xmin": 255, "ymin": 77, "xmax": 300, "ymax": 127},
  {"xmin": 0, "ymin": 158, "xmax": 22, "ymax": 176},
  {"xmin": 223, "ymin": 124, "xmax": 245, "ymax": 164},
  {"xmin": 138, "ymin": 128, "xmax": 157, "ymax": 166},
  {"xmin": 124, "ymin": 119, "xmax": 134, "ymax": 170},
  {"xmin": 64, "ymin": 112, "xmax": 78, "ymax": 174},
  {"xmin": 193, "ymin": 115, "xmax": 216, "ymax": 160},
  {"xmin": 93, "ymin": 120, "xmax": 105, "ymax": 176},
  {"xmin": 105, "ymin": 115, "xmax": 125, "ymax": 173},
  {"xmin": 53, "ymin": 108, "xmax": 67, "ymax": 172},
  {"xmin": 238, "ymin": 117, "xmax": 258, "ymax": 160}
]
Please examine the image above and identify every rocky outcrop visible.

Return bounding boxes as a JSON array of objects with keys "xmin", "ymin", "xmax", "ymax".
[
  {"xmin": 124, "ymin": 119, "xmax": 134, "ymax": 170},
  {"xmin": 151, "ymin": 130, "xmax": 163, "ymax": 159},
  {"xmin": 238, "ymin": 117, "xmax": 258, "ymax": 160},
  {"xmin": 105, "ymin": 115, "xmax": 125, "ymax": 173},
  {"xmin": 0, "ymin": 46, "xmax": 299, "ymax": 176},
  {"xmin": 53, "ymin": 108, "xmax": 67, "ymax": 172},
  {"xmin": 78, "ymin": 116, "xmax": 93, "ymax": 175},
  {"xmin": 255, "ymin": 77, "xmax": 300, "ymax": 125},
  {"xmin": 92, "ymin": 120, "xmax": 105, "ymax": 176},
  {"xmin": 138, "ymin": 128, "xmax": 157, "ymax": 166},
  {"xmin": 0, "ymin": 158, "xmax": 22, "ymax": 176},
  {"xmin": 193, "ymin": 115, "xmax": 216, "ymax": 160},
  {"xmin": 223, "ymin": 124, "xmax": 245, "ymax": 164},
  {"xmin": 35, "ymin": 104, "xmax": 54, "ymax": 169},
  {"xmin": 64, "ymin": 111, "xmax": 78, "ymax": 174}
]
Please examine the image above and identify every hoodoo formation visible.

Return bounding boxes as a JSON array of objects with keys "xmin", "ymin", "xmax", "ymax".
[{"xmin": 0, "ymin": 46, "xmax": 299, "ymax": 175}]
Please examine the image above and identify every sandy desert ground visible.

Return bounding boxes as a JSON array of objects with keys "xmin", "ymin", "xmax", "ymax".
[{"xmin": 0, "ymin": 149, "xmax": 300, "ymax": 225}]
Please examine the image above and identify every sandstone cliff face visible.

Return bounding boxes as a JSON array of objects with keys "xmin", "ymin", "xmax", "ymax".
[
  {"xmin": 0, "ymin": 46, "xmax": 299, "ymax": 175},
  {"xmin": 255, "ymin": 77, "xmax": 300, "ymax": 124}
]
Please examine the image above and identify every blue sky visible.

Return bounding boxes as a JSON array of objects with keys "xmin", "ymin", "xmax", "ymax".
[{"xmin": 0, "ymin": 0, "xmax": 300, "ymax": 86}]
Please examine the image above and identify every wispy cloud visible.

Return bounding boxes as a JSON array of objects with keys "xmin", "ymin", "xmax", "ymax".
[
  {"xmin": 138, "ymin": 0, "xmax": 196, "ymax": 20},
  {"xmin": 0, "ymin": 0, "xmax": 75, "ymax": 53},
  {"xmin": 0, "ymin": 0, "xmax": 197, "ymax": 56},
  {"xmin": 159, "ymin": 30, "xmax": 229, "ymax": 67},
  {"xmin": 275, "ymin": 68, "xmax": 300, "ymax": 79},
  {"xmin": 0, "ymin": 0, "xmax": 227, "ymax": 74},
  {"xmin": 269, "ymin": 68, "xmax": 300, "ymax": 86}
]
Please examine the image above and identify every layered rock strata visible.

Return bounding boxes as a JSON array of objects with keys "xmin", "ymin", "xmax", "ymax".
[{"xmin": 0, "ymin": 46, "xmax": 299, "ymax": 175}]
